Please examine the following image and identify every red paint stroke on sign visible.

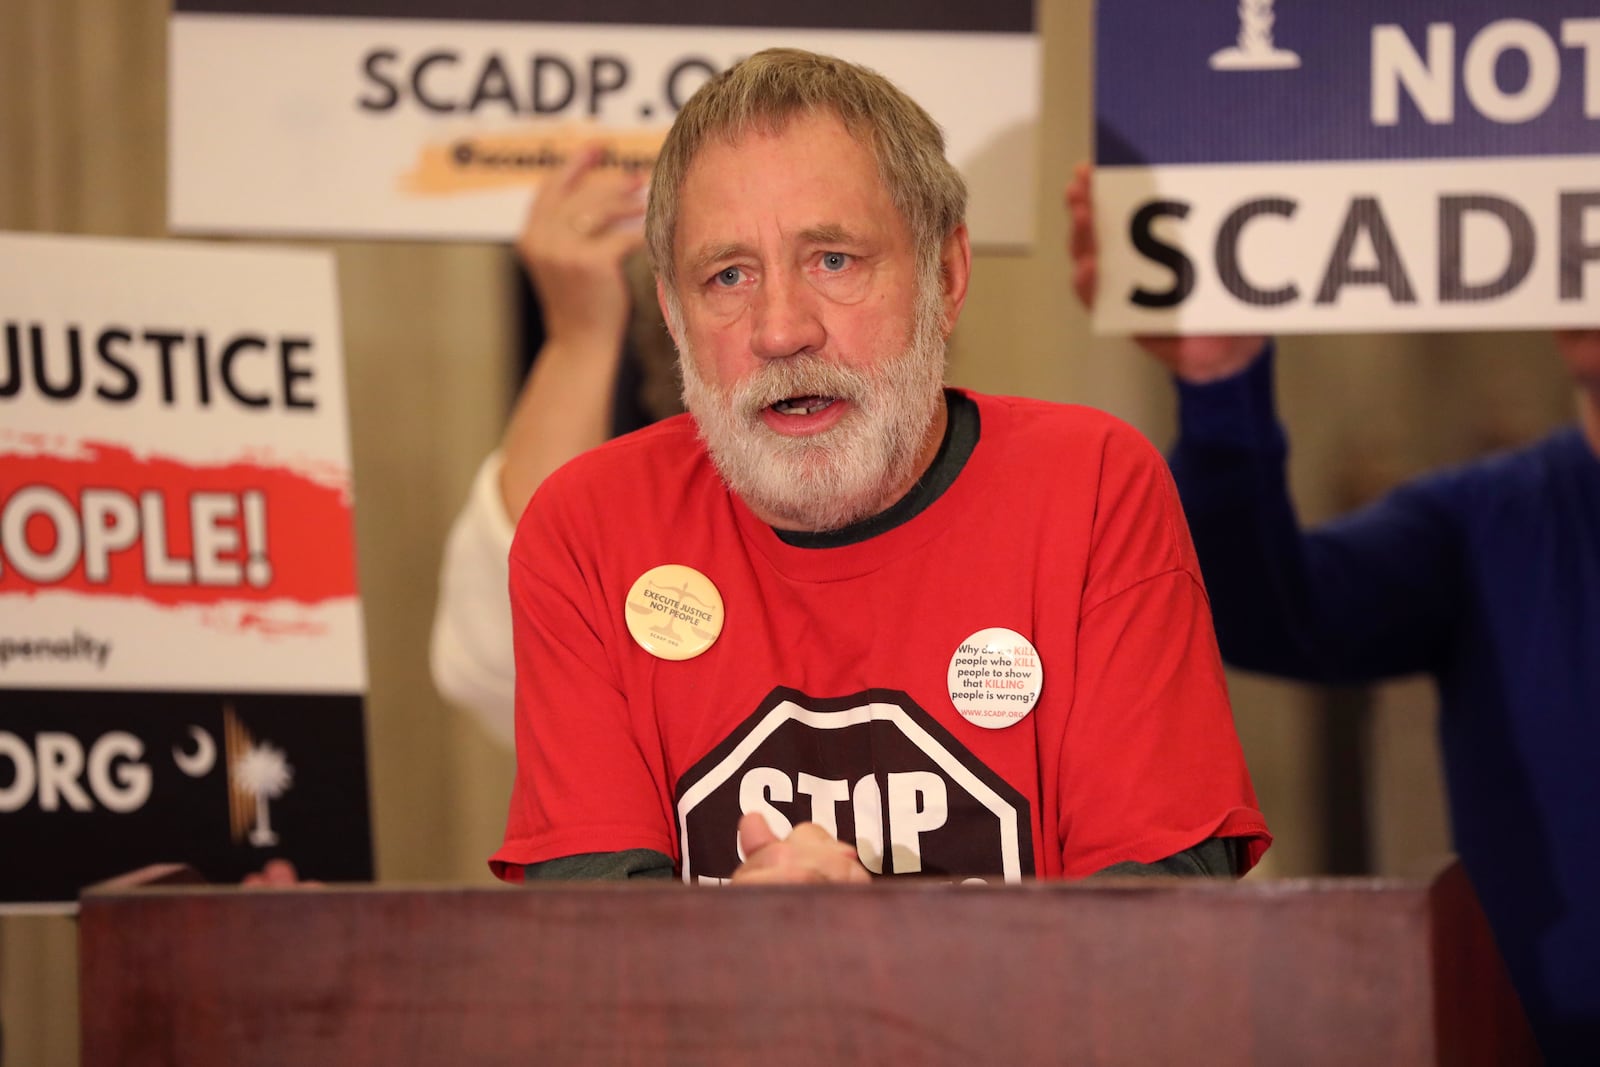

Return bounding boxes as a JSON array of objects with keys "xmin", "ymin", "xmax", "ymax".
[{"xmin": 0, "ymin": 440, "xmax": 356, "ymax": 606}]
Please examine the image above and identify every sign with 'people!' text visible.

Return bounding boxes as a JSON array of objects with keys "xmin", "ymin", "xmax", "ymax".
[
  {"xmin": 1093, "ymin": 1, "xmax": 1600, "ymax": 334},
  {"xmin": 168, "ymin": 0, "xmax": 1040, "ymax": 248},
  {"xmin": 0, "ymin": 233, "xmax": 373, "ymax": 909}
]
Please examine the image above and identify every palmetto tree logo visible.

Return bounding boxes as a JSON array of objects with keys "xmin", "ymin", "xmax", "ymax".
[
  {"xmin": 224, "ymin": 706, "xmax": 295, "ymax": 847},
  {"xmin": 1211, "ymin": 0, "xmax": 1301, "ymax": 71},
  {"xmin": 234, "ymin": 742, "xmax": 294, "ymax": 846}
]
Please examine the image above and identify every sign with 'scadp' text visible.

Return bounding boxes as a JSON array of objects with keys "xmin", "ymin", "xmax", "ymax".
[
  {"xmin": 1093, "ymin": 1, "xmax": 1600, "ymax": 335},
  {"xmin": 168, "ymin": 0, "xmax": 1040, "ymax": 248},
  {"xmin": 0, "ymin": 233, "xmax": 373, "ymax": 908}
]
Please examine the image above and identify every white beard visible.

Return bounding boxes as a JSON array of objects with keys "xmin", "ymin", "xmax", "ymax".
[{"xmin": 677, "ymin": 286, "xmax": 948, "ymax": 532}]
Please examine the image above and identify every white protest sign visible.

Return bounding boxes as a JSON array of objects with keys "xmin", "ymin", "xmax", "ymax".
[{"xmin": 169, "ymin": 0, "xmax": 1040, "ymax": 248}]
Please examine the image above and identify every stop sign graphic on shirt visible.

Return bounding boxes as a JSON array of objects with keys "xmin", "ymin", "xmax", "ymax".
[{"xmin": 674, "ymin": 687, "xmax": 1034, "ymax": 884}]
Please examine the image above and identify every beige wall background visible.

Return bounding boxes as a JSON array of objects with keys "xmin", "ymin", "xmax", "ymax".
[{"xmin": 0, "ymin": 2, "xmax": 1577, "ymax": 1064}]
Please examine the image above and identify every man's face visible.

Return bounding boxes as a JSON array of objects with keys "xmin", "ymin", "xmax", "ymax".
[{"xmin": 659, "ymin": 112, "xmax": 968, "ymax": 531}]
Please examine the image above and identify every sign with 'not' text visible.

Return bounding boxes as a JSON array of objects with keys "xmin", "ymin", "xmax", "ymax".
[{"xmin": 1093, "ymin": 1, "xmax": 1600, "ymax": 335}]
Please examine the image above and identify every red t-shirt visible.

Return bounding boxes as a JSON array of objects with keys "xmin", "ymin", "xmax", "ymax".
[{"xmin": 492, "ymin": 391, "xmax": 1270, "ymax": 883}]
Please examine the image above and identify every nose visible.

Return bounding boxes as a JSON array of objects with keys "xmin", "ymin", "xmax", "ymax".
[{"xmin": 750, "ymin": 268, "xmax": 825, "ymax": 361}]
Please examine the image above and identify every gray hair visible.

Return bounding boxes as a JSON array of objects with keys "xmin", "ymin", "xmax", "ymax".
[{"xmin": 646, "ymin": 48, "xmax": 967, "ymax": 294}]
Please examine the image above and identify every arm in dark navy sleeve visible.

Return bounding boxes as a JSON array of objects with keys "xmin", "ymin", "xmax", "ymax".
[{"xmin": 1168, "ymin": 346, "xmax": 1461, "ymax": 682}]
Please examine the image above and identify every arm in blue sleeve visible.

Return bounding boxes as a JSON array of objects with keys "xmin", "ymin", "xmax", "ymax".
[{"xmin": 1168, "ymin": 346, "xmax": 1462, "ymax": 683}]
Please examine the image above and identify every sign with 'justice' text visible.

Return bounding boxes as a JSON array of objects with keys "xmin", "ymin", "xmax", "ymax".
[{"xmin": 0, "ymin": 232, "xmax": 373, "ymax": 909}]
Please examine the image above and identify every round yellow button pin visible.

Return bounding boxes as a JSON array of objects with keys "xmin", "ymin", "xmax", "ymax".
[{"xmin": 624, "ymin": 564, "xmax": 725, "ymax": 660}]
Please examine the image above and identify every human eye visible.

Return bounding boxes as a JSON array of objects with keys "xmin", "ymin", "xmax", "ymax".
[
  {"xmin": 819, "ymin": 251, "xmax": 851, "ymax": 272},
  {"xmin": 712, "ymin": 266, "xmax": 744, "ymax": 288}
]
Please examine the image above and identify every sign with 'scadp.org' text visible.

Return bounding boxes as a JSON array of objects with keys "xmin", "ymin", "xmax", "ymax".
[
  {"xmin": 168, "ymin": 0, "xmax": 1040, "ymax": 249},
  {"xmin": 0, "ymin": 233, "xmax": 373, "ymax": 908},
  {"xmin": 1093, "ymin": 1, "xmax": 1600, "ymax": 335}
]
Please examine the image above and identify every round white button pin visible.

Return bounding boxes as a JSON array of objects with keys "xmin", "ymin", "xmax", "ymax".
[{"xmin": 947, "ymin": 627, "xmax": 1043, "ymax": 728}]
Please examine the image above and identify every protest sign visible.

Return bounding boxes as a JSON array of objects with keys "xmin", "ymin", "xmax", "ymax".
[
  {"xmin": 1094, "ymin": 2, "xmax": 1600, "ymax": 333},
  {"xmin": 169, "ymin": 0, "xmax": 1040, "ymax": 247},
  {"xmin": 0, "ymin": 232, "xmax": 372, "ymax": 908}
]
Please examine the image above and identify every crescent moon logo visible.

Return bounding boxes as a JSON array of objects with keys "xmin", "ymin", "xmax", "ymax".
[{"xmin": 173, "ymin": 725, "xmax": 218, "ymax": 778}]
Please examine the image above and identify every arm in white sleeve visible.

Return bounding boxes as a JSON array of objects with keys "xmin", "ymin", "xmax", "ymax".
[{"xmin": 430, "ymin": 451, "xmax": 519, "ymax": 748}]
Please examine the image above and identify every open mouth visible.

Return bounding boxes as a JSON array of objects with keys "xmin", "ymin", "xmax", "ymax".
[{"xmin": 770, "ymin": 395, "xmax": 838, "ymax": 416}]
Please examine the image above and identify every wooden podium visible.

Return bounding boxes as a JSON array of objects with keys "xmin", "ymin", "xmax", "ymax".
[{"xmin": 78, "ymin": 862, "xmax": 1537, "ymax": 1066}]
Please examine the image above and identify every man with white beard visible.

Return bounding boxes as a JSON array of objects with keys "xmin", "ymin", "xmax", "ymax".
[{"xmin": 491, "ymin": 49, "xmax": 1269, "ymax": 886}]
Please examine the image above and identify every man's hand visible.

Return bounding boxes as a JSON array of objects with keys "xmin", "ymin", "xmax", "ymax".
[
  {"xmin": 517, "ymin": 142, "xmax": 648, "ymax": 348},
  {"xmin": 241, "ymin": 858, "xmax": 323, "ymax": 888},
  {"xmin": 730, "ymin": 813, "xmax": 873, "ymax": 885},
  {"xmin": 1065, "ymin": 162, "xmax": 1268, "ymax": 384},
  {"xmin": 1555, "ymin": 329, "xmax": 1600, "ymax": 386},
  {"xmin": 492, "ymin": 144, "xmax": 649, "ymax": 519}
]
